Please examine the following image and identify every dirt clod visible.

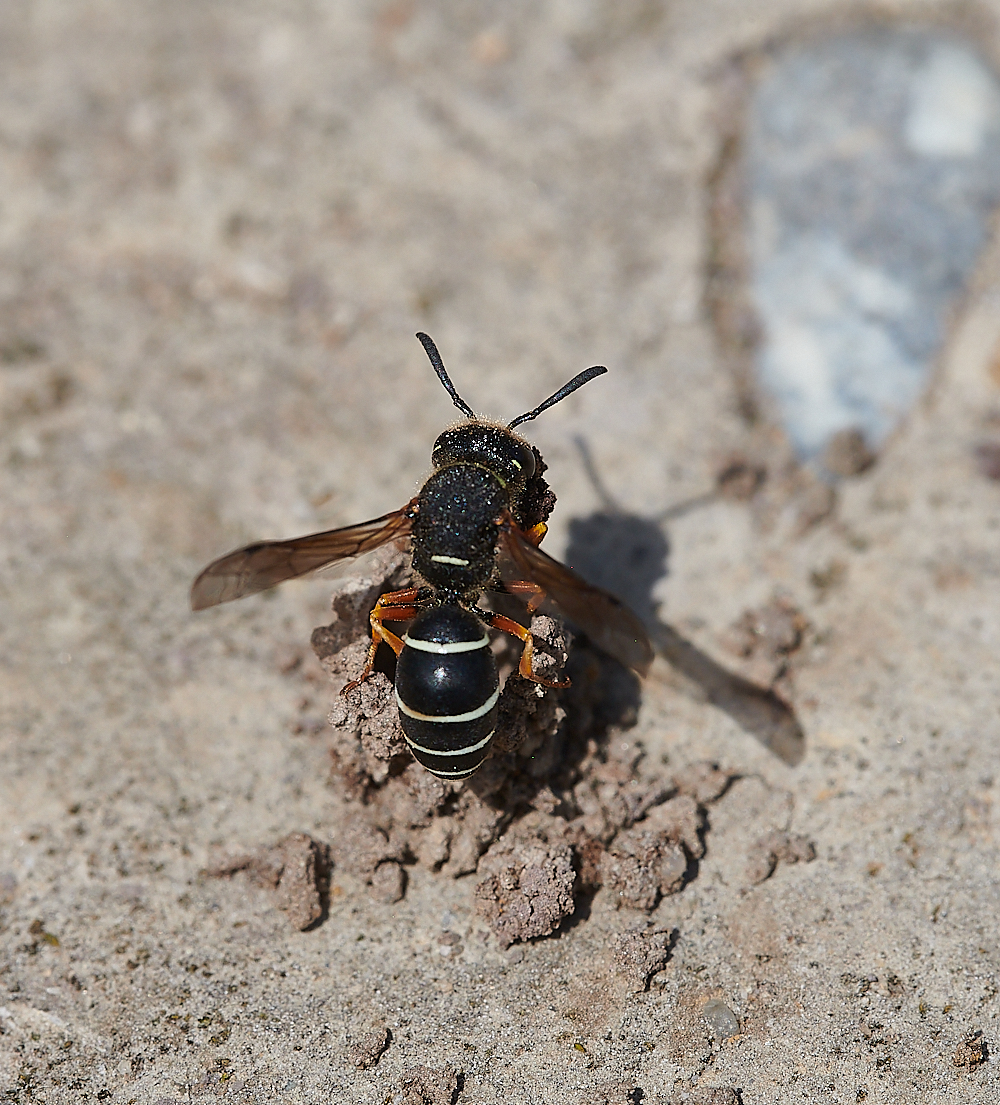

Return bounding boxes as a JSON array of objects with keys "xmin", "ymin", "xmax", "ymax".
[
  {"xmin": 398, "ymin": 1065, "xmax": 461, "ymax": 1105},
  {"xmin": 475, "ymin": 832, "xmax": 577, "ymax": 948},
  {"xmin": 746, "ymin": 830, "xmax": 817, "ymax": 884},
  {"xmin": 310, "ymin": 545, "xmax": 410, "ymax": 663},
  {"xmin": 329, "ymin": 818, "xmax": 406, "ymax": 902},
  {"xmin": 643, "ymin": 793, "xmax": 705, "ymax": 858},
  {"xmin": 724, "ymin": 597, "xmax": 807, "ymax": 689},
  {"xmin": 611, "ymin": 926, "xmax": 674, "ymax": 991},
  {"xmin": 673, "ymin": 761, "xmax": 731, "ymax": 805},
  {"xmin": 600, "ymin": 828, "xmax": 688, "ymax": 911},
  {"xmin": 206, "ymin": 833, "xmax": 328, "ymax": 931},
  {"xmin": 370, "ymin": 861, "xmax": 406, "ymax": 903},
  {"xmin": 348, "ymin": 1025, "xmax": 390, "ymax": 1069},
  {"xmin": 952, "ymin": 1031, "xmax": 986, "ymax": 1068}
]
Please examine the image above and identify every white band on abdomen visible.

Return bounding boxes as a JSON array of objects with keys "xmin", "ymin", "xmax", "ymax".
[
  {"xmin": 404, "ymin": 728, "xmax": 495, "ymax": 757},
  {"xmin": 395, "ymin": 686, "xmax": 499, "ymax": 723},
  {"xmin": 402, "ymin": 633, "xmax": 490, "ymax": 654}
]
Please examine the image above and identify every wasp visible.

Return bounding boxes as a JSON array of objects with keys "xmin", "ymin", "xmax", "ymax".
[{"xmin": 191, "ymin": 334, "xmax": 653, "ymax": 779}]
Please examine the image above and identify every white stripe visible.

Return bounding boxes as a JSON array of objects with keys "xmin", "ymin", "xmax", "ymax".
[
  {"xmin": 430, "ymin": 555, "xmax": 470, "ymax": 566},
  {"xmin": 403, "ymin": 633, "xmax": 489, "ymax": 654},
  {"xmin": 428, "ymin": 767, "xmax": 481, "ymax": 778},
  {"xmin": 405, "ymin": 729, "xmax": 495, "ymax": 758},
  {"xmin": 395, "ymin": 686, "xmax": 499, "ymax": 723}
]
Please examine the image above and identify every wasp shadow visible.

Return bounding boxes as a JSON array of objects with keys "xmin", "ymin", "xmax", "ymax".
[{"xmin": 562, "ymin": 500, "xmax": 805, "ymax": 767}]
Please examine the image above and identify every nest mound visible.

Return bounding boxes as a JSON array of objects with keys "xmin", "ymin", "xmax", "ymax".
[{"xmin": 303, "ymin": 549, "xmax": 732, "ymax": 946}]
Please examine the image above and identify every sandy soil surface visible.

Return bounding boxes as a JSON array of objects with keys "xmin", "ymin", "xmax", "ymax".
[{"xmin": 1, "ymin": 3, "xmax": 999, "ymax": 1102}]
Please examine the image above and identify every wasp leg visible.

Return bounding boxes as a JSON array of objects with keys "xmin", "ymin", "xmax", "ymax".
[
  {"xmin": 483, "ymin": 610, "xmax": 571, "ymax": 689},
  {"xmin": 523, "ymin": 522, "xmax": 547, "ymax": 547},
  {"xmin": 341, "ymin": 587, "xmax": 421, "ymax": 696},
  {"xmin": 503, "ymin": 577, "xmax": 547, "ymax": 614}
]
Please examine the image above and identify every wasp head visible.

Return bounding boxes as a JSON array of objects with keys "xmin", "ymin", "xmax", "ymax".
[{"xmin": 431, "ymin": 421, "xmax": 536, "ymax": 491}]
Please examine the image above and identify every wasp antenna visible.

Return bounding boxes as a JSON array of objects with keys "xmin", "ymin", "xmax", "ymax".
[
  {"xmin": 416, "ymin": 332, "xmax": 475, "ymax": 419},
  {"xmin": 508, "ymin": 365, "xmax": 607, "ymax": 430}
]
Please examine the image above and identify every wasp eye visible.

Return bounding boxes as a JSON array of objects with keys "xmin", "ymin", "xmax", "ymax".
[
  {"xmin": 514, "ymin": 441, "xmax": 536, "ymax": 480},
  {"xmin": 431, "ymin": 429, "xmax": 458, "ymax": 467}
]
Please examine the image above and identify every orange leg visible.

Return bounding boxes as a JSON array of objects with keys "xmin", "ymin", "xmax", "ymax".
[
  {"xmin": 341, "ymin": 587, "xmax": 420, "ymax": 696},
  {"xmin": 503, "ymin": 578, "xmax": 547, "ymax": 614},
  {"xmin": 524, "ymin": 522, "xmax": 547, "ymax": 547},
  {"xmin": 483, "ymin": 610, "xmax": 570, "ymax": 689}
]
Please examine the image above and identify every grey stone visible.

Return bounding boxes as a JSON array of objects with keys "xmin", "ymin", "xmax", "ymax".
[{"xmin": 748, "ymin": 30, "xmax": 1000, "ymax": 459}]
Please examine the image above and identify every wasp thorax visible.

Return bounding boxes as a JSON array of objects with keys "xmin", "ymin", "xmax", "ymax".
[{"xmin": 431, "ymin": 422, "xmax": 536, "ymax": 489}]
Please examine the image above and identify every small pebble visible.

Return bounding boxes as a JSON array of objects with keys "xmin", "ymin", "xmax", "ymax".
[
  {"xmin": 370, "ymin": 861, "xmax": 406, "ymax": 904},
  {"xmin": 702, "ymin": 998, "xmax": 740, "ymax": 1039}
]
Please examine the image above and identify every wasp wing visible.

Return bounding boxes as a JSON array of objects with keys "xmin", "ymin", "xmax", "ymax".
[
  {"xmin": 190, "ymin": 502, "xmax": 415, "ymax": 610},
  {"xmin": 498, "ymin": 521, "xmax": 654, "ymax": 676}
]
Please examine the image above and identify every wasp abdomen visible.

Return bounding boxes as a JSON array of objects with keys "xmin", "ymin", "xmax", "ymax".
[{"xmin": 394, "ymin": 606, "xmax": 498, "ymax": 779}]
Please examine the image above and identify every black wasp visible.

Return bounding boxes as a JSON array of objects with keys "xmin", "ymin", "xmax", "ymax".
[{"xmin": 191, "ymin": 333, "xmax": 653, "ymax": 780}]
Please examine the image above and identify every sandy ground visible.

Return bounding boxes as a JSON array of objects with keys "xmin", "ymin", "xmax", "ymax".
[{"xmin": 1, "ymin": 2, "xmax": 999, "ymax": 1102}]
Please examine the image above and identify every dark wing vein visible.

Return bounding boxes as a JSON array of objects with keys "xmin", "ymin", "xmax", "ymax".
[
  {"xmin": 190, "ymin": 502, "xmax": 415, "ymax": 610},
  {"xmin": 499, "ymin": 522, "xmax": 653, "ymax": 677}
]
